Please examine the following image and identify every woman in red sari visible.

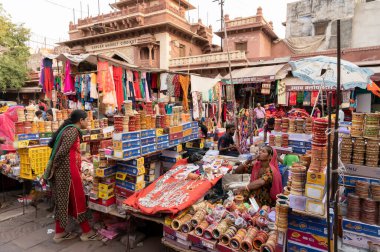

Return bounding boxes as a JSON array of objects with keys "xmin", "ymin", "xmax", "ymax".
[
  {"xmin": 234, "ymin": 146, "xmax": 282, "ymax": 207},
  {"xmin": 43, "ymin": 110, "xmax": 101, "ymax": 242}
]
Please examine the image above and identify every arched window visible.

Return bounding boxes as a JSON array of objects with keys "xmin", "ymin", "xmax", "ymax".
[{"xmin": 140, "ymin": 47, "xmax": 149, "ymax": 60}]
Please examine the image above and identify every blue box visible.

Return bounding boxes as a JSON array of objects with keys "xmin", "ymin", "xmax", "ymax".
[
  {"xmin": 183, "ymin": 135, "xmax": 191, "ymax": 142},
  {"xmin": 17, "ymin": 133, "xmax": 40, "ymax": 140},
  {"xmin": 96, "ymin": 165, "xmax": 117, "ymax": 177},
  {"xmin": 113, "ymin": 139, "xmax": 141, "ymax": 150},
  {"xmin": 157, "ymin": 134, "xmax": 169, "ymax": 143},
  {"xmin": 287, "ymin": 241, "xmax": 326, "ymax": 252},
  {"xmin": 338, "ymin": 175, "xmax": 375, "ymax": 187},
  {"xmin": 292, "ymin": 147, "xmax": 308, "ymax": 154},
  {"xmin": 157, "ymin": 141, "xmax": 170, "ymax": 150},
  {"xmin": 191, "ymin": 127, "xmax": 199, "ymax": 134},
  {"xmin": 190, "ymin": 133, "xmax": 199, "ymax": 140},
  {"xmin": 113, "ymin": 132, "xmax": 140, "ymax": 141},
  {"xmin": 160, "ymin": 155, "xmax": 180, "ymax": 163},
  {"xmin": 115, "ymin": 180, "xmax": 144, "ymax": 192},
  {"xmin": 39, "ymin": 138, "xmax": 51, "ymax": 146},
  {"xmin": 169, "ymin": 139, "xmax": 181, "ymax": 146},
  {"xmin": 141, "ymin": 144, "xmax": 157, "ymax": 155},
  {"xmin": 342, "ymin": 218, "xmax": 380, "ymax": 238},
  {"xmin": 191, "ymin": 121, "xmax": 198, "ymax": 127},
  {"xmin": 117, "ymin": 163, "xmax": 144, "ymax": 176},
  {"xmin": 113, "ymin": 147, "xmax": 141, "ymax": 159},
  {"xmin": 289, "ymin": 140, "xmax": 306, "ymax": 147},
  {"xmin": 182, "ymin": 122, "xmax": 192, "ymax": 130},
  {"xmin": 124, "ymin": 158, "xmax": 144, "ymax": 167},
  {"xmin": 288, "ymin": 212, "xmax": 331, "ymax": 238},
  {"xmin": 140, "ymin": 129, "xmax": 156, "ymax": 138},
  {"xmin": 140, "ymin": 137, "xmax": 156, "ymax": 146}
]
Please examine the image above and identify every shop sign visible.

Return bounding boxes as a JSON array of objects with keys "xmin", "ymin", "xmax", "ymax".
[
  {"xmin": 224, "ymin": 76, "xmax": 275, "ymax": 84},
  {"xmin": 286, "ymin": 85, "xmax": 337, "ymax": 91},
  {"xmin": 85, "ymin": 38, "xmax": 138, "ymax": 51}
]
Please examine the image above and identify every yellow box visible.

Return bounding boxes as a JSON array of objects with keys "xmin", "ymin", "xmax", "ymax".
[
  {"xmin": 135, "ymin": 157, "xmax": 145, "ymax": 167},
  {"xmin": 306, "ymin": 195, "xmax": 326, "ymax": 216},
  {"xmin": 169, "ymin": 125, "xmax": 183, "ymax": 134},
  {"xmin": 90, "ymin": 134, "xmax": 99, "ymax": 140},
  {"xmin": 185, "ymin": 142, "xmax": 193, "ymax": 148},
  {"xmin": 305, "ymin": 184, "xmax": 325, "ymax": 200},
  {"xmin": 135, "ymin": 181, "xmax": 146, "ymax": 191},
  {"xmin": 183, "ymin": 128, "xmax": 192, "ymax": 137},
  {"xmin": 116, "ymin": 172, "xmax": 127, "ymax": 181},
  {"xmin": 156, "ymin": 128, "xmax": 164, "ymax": 136},
  {"xmin": 98, "ymin": 190, "xmax": 115, "ymax": 200},
  {"xmin": 98, "ymin": 183, "xmax": 115, "ymax": 192},
  {"xmin": 307, "ymin": 169, "xmax": 326, "ymax": 186}
]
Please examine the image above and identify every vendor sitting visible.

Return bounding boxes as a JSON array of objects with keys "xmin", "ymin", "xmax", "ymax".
[
  {"xmin": 218, "ymin": 124, "xmax": 239, "ymax": 157},
  {"xmin": 233, "ymin": 146, "xmax": 282, "ymax": 207}
]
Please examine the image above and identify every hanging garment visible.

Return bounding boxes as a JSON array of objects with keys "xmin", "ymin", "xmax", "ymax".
[
  {"xmin": 160, "ymin": 73, "xmax": 168, "ymax": 91},
  {"xmin": 277, "ymin": 80, "xmax": 287, "ymax": 105},
  {"xmin": 151, "ymin": 73, "xmax": 158, "ymax": 91},
  {"xmin": 90, "ymin": 73, "xmax": 98, "ymax": 99},
  {"xmin": 63, "ymin": 61, "xmax": 75, "ymax": 95},
  {"xmin": 113, "ymin": 66, "xmax": 124, "ymax": 110},
  {"xmin": 103, "ymin": 66, "xmax": 117, "ymax": 107},
  {"xmin": 192, "ymin": 92, "xmax": 200, "ymax": 120},
  {"xmin": 296, "ymin": 91, "xmax": 304, "ymax": 103},
  {"xmin": 97, "ymin": 61, "xmax": 110, "ymax": 92},
  {"xmin": 133, "ymin": 71, "xmax": 142, "ymax": 99},
  {"xmin": 303, "ymin": 91, "xmax": 311, "ymax": 106},
  {"xmin": 140, "ymin": 72, "xmax": 146, "ymax": 99},
  {"xmin": 166, "ymin": 74, "xmax": 175, "ymax": 97},
  {"xmin": 311, "ymin": 91, "xmax": 319, "ymax": 106},
  {"xmin": 289, "ymin": 92, "xmax": 297, "ymax": 106},
  {"xmin": 179, "ymin": 75, "xmax": 190, "ymax": 111},
  {"xmin": 122, "ymin": 70, "xmax": 128, "ymax": 101},
  {"xmin": 173, "ymin": 75, "xmax": 182, "ymax": 98},
  {"xmin": 342, "ymin": 90, "xmax": 351, "ymax": 108}
]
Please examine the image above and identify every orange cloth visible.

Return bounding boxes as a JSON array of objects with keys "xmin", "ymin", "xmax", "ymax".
[
  {"xmin": 124, "ymin": 159, "xmax": 230, "ymax": 215},
  {"xmin": 367, "ymin": 82, "xmax": 380, "ymax": 97},
  {"xmin": 97, "ymin": 61, "xmax": 111, "ymax": 92},
  {"xmin": 179, "ymin": 75, "xmax": 190, "ymax": 111}
]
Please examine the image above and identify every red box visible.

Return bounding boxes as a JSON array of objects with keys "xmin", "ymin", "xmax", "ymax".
[
  {"xmin": 169, "ymin": 132, "xmax": 183, "ymax": 141},
  {"xmin": 287, "ymin": 228, "xmax": 328, "ymax": 251},
  {"xmin": 188, "ymin": 231, "xmax": 217, "ymax": 250},
  {"xmin": 115, "ymin": 186, "xmax": 135, "ymax": 198},
  {"xmin": 163, "ymin": 226, "xmax": 189, "ymax": 241},
  {"xmin": 89, "ymin": 197, "xmax": 116, "ymax": 207}
]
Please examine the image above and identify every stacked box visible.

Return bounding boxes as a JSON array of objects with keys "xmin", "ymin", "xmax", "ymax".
[
  {"xmin": 19, "ymin": 146, "xmax": 51, "ymax": 179},
  {"xmin": 115, "ymin": 157, "xmax": 146, "ymax": 193},
  {"xmin": 342, "ymin": 218, "xmax": 380, "ymax": 250}
]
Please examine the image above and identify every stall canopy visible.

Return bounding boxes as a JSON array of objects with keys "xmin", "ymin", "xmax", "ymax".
[
  {"xmin": 368, "ymin": 66, "xmax": 380, "ymax": 81},
  {"xmin": 223, "ymin": 64, "xmax": 287, "ymax": 84}
]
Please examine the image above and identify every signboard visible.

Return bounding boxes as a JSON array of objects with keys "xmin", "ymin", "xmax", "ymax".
[
  {"xmin": 223, "ymin": 76, "xmax": 275, "ymax": 84},
  {"xmin": 286, "ymin": 85, "xmax": 344, "ymax": 91},
  {"xmin": 85, "ymin": 38, "xmax": 139, "ymax": 51}
]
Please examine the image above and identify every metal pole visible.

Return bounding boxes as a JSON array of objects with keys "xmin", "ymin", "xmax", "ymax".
[
  {"xmin": 73, "ymin": 8, "xmax": 76, "ymax": 24},
  {"xmin": 326, "ymin": 92, "xmax": 332, "ymax": 252},
  {"xmin": 220, "ymin": 0, "xmax": 224, "ymax": 51},
  {"xmin": 331, "ymin": 19, "xmax": 341, "ymax": 252},
  {"xmin": 98, "ymin": 0, "xmax": 100, "ymax": 15},
  {"xmin": 80, "ymin": 1, "xmax": 83, "ymax": 19}
]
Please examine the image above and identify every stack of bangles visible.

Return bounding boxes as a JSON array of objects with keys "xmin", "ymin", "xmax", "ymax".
[
  {"xmin": 260, "ymin": 231, "xmax": 278, "ymax": 252},
  {"xmin": 194, "ymin": 220, "xmax": 209, "ymax": 236},
  {"xmin": 361, "ymin": 198, "xmax": 377, "ymax": 225},
  {"xmin": 347, "ymin": 193, "xmax": 361, "ymax": 221},
  {"xmin": 252, "ymin": 230, "xmax": 269, "ymax": 250},
  {"xmin": 191, "ymin": 209, "xmax": 207, "ymax": 227},
  {"xmin": 275, "ymin": 199, "xmax": 289, "ymax": 232},
  {"xmin": 371, "ymin": 183, "xmax": 380, "ymax": 201},
  {"xmin": 171, "ymin": 214, "xmax": 192, "ymax": 231},
  {"xmin": 356, "ymin": 181, "xmax": 370, "ymax": 198},
  {"xmin": 241, "ymin": 227, "xmax": 258, "ymax": 252},
  {"xmin": 212, "ymin": 219, "xmax": 232, "ymax": 239},
  {"xmin": 220, "ymin": 226, "xmax": 238, "ymax": 245},
  {"xmin": 229, "ymin": 228, "xmax": 247, "ymax": 249}
]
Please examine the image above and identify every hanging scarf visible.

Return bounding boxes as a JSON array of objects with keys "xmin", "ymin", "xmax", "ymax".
[
  {"xmin": 192, "ymin": 92, "xmax": 200, "ymax": 119},
  {"xmin": 179, "ymin": 75, "xmax": 190, "ymax": 111},
  {"xmin": 166, "ymin": 74, "xmax": 175, "ymax": 97},
  {"xmin": 311, "ymin": 91, "xmax": 319, "ymax": 106},
  {"xmin": 90, "ymin": 73, "xmax": 98, "ymax": 99},
  {"xmin": 113, "ymin": 66, "xmax": 124, "ymax": 110},
  {"xmin": 296, "ymin": 91, "xmax": 304, "ymax": 103},
  {"xmin": 303, "ymin": 91, "xmax": 311, "ymax": 106},
  {"xmin": 63, "ymin": 61, "xmax": 75, "ymax": 95},
  {"xmin": 289, "ymin": 92, "xmax": 297, "ymax": 106}
]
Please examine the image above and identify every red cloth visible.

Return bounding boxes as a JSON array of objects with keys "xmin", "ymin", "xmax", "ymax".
[
  {"xmin": 113, "ymin": 66, "xmax": 124, "ymax": 110},
  {"xmin": 173, "ymin": 75, "xmax": 181, "ymax": 97},
  {"xmin": 124, "ymin": 159, "xmax": 229, "ymax": 215},
  {"xmin": 97, "ymin": 61, "xmax": 109, "ymax": 92},
  {"xmin": 311, "ymin": 91, "xmax": 319, "ymax": 106},
  {"xmin": 250, "ymin": 149, "xmax": 282, "ymax": 201},
  {"xmin": 44, "ymin": 67, "xmax": 53, "ymax": 99},
  {"xmin": 151, "ymin": 73, "xmax": 158, "ymax": 89},
  {"xmin": 68, "ymin": 138, "xmax": 87, "ymax": 219},
  {"xmin": 0, "ymin": 106, "xmax": 23, "ymax": 151},
  {"xmin": 133, "ymin": 71, "xmax": 142, "ymax": 99},
  {"xmin": 289, "ymin": 92, "xmax": 297, "ymax": 106}
]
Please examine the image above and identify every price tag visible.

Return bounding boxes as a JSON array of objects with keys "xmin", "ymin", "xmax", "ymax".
[
  {"xmin": 90, "ymin": 134, "xmax": 98, "ymax": 140},
  {"xmin": 201, "ymin": 240, "xmax": 213, "ymax": 249},
  {"xmin": 176, "ymin": 232, "xmax": 186, "ymax": 241}
]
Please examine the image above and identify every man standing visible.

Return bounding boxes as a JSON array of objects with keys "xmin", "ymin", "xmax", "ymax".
[
  {"xmin": 254, "ymin": 103, "xmax": 266, "ymax": 129},
  {"xmin": 218, "ymin": 124, "xmax": 238, "ymax": 156}
]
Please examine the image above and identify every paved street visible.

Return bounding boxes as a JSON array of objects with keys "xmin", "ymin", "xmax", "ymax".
[{"xmin": 0, "ymin": 193, "xmax": 164, "ymax": 252}]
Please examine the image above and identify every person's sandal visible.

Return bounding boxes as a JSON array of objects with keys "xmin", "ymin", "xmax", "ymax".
[
  {"xmin": 80, "ymin": 231, "xmax": 103, "ymax": 242},
  {"xmin": 53, "ymin": 232, "xmax": 78, "ymax": 243}
]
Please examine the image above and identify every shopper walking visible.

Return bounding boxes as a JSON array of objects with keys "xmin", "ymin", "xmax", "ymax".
[
  {"xmin": 43, "ymin": 110, "xmax": 101, "ymax": 243},
  {"xmin": 254, "ymin": 103, "xmax": 266, "ymax": 129}
]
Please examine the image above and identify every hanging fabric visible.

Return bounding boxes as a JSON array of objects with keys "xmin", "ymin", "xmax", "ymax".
[
  {"xmin": 166, "ymin": 74, "xmax": 175, "ymax": 97},
  {"xmin": 296, "ymin": 91, "xmax": 304, "ymax": 103},
  {"xmin": 173, "ymin": 75, "xmax": 182, "ymax": 98},
  {"xmin": 311, "ymin": 91, "xmax": 319, "ymax": 106},
  {"xmin": 277, "ymin": 80, "xmax": 287, "ymax": 105},
  {"xmin": 63, "ymin": 61, "xmax": 75, "ymax": 95},
  {"xmin": 90, "ymin": 73, "xmax": 98, "ymax": 99},
  {"xmin": 103, "ymin": 66, "xmax": 117, "ymax": 107},
  {"xmin": 133, "ymin": 71, "xmax": 142, "ymax": 99},
  {"xmin": 192, "ymin": 92, "xmax": 200, "ymax": 120},
  {"xmin": 122, "ymin": 70, "xmax": 128, "ymax": 101},
  {"xmin": 289, "ymin": 92, "xmax": 297, "ymax": 106},
  {"xmin": 139, "ymin": 72, "xmax": 146, "ymax": 99},
  {"xmin": 97, "ymin": 61, "xmax": 110, "ymax": 92},
  {"xmin": 113, "ymin": 66, "xmax": 124, "ymax": 110},
  {"xmin": 303, "ymin": 91, "xmax": 311, "ymax": 106},
  {"xmin": 151, "ymin": 73, "xmax": 158, "ymax": 91},
  {"xmin": 179, "ymin": 75, "xmax": 190, "ymax": 111},
  {"xmin": 160, "ymin": 73, "xmax": 168, "ymax": 91}
]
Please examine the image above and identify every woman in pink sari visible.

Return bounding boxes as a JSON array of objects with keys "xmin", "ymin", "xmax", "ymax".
[{"xmin": 234, "ymin": 146, "xmax": 282, "ymax": 207}]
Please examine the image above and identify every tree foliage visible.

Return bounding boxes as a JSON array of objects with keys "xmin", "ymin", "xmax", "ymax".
[{"xmin": 0, "ymin": 4, "xmax": 30, "ymax": 91}]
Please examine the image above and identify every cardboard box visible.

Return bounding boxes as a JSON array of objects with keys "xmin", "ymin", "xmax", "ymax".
[
  {"xmin": 306, "ymin": 195, "xmax": 326, "ymax": 216},
  {"xmin": 144, "ymin": 174, "xmax": 155, "ymax": 182},
  {"xmin": 88, "ymin": 201, "xmax": 116, "ymax": 213},
  {"xmin": 191, "ymin": 121, "xmax": 198, "ymax": 127},
  {"xmin": 168, "ymin": 145, "xmax": 183, "ymax": 153},
  {"xmin": 169, "ymin": 132, "xmax": 184, "ymax": 141},
  {"xmin": 123, "ymin": 174, "xmax": 145, "ymax": 184},
  {"xmin": 305, "ymin": 184, "xmax": 326, "ymax": 200},
  {"xmin": 157, "ymin": 134, "xmax": 169, "ymax": 143},
  {"xmin": 183, "ymin": 128, "xmax": 192, "ymax": 137},
  {"xmin": 95, "ymin": 166, "xmax": 117, "ymax": 177},
  {"xmin": 157, "ymin": 141, "xmax": 170, "ymax": 150},
  {"xmin": 191, "ymin": 133, "xmax": 199, "ymax": 140},
  {"xmin": 343, "ymin": 163, "xmax": 380, "ymax": 179},
  {"xmin": 17, "ymin": 133, "xmax": 40, "ymax": 141},
  {"xmin": 160, "ymin": 155, "xmax": 181, "ymax": 163},
  {"xmin": 123, "ymin": 157, "xmax": 144, "ymax": 167},
  {"xmin": 338, "ymin": 174, "xmax": 380, "ymax": 187},
  {"xmin": 169, "ymin": 139, "xmax": 181, "ymax": 146},
  {"xmin": 181, "ymin": 122, "xmax": 192, "ymax": 130},
  {"xmin": 117, "ymin": 163, "xmax": 145, "ymax": 176},
  {"xmin": 141, "ymin": 144, "xmax": 157, "ymax": 155},
  {"xmin": 163, "ymin": 226, "xmax": 189, "ymax": 241},
  {"xmin": 169, "ymin": 125, "xmax": 183, "ymax": 134},
  {"xmin": 113, "ymin": 147, "xmax": 141, "ymax": 159},
  {"xmin": 156, "ymin": 128, "xmax": 164, "ymax": 136},
  {"xmin": 182, "ymin": 136, "xmax": 191, "ymax": 142},
  {"xmin": 289, "ymin": 194, "xmax": 307, "ymax": 211},
  {"xmin": 113, "ymin": 139, "xmax": 141, "ymax": 150},
  {"xmin": 141, "ymin": 129, "xmax": 156, "ymax": 138},
  {"xmin": 288, "ymin": 212, "xmax": 330, "ymax": 237},
  {"xmin": 343, "ymin": 230, "xmax": 380, "ymax": 250},
  {"xmin": 98, "ymin": 190, "xmax": 115, "ymax": 200},
  {"xmin": 342, "ymin": 218, "xmax": 380, "ymax": 238},
  {"xmin": 140, "ymin": 137, "xmax": 156, "ymax": 146},
  {"xmin": 113, "ymin": 132, "xmax": 140, "ymax": 141},
  {"xmin": 98, "ymin": 183, "xmax": 115, "ymax": 192},
  {"xmin": 115, "ymin": 186, "xmax": 135, "ymax": 198},
  {"xmin": 287, "ymin": 240, "xmax": 326, "ymax": 252},
  {"xmin": 307, "ymin": 169, "xmax": 326, "ymax": 186},
  {"xmin": 287, "ymin": 228, "xmax": 328, "ymax": 251},
  {"xmin": 116, "ymin": 180, "xmax": 145, "ymax": 191}
]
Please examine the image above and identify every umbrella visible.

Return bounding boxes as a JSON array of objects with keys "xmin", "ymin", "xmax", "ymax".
[{"xmin": 289, "ymin": 56, "xmax": 374, "ymax": 90}]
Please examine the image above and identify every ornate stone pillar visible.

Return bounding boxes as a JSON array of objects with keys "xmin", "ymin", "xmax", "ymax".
[{"xmin": 148, "ymin": 44, "xmax": 154, "ymax": 66}]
